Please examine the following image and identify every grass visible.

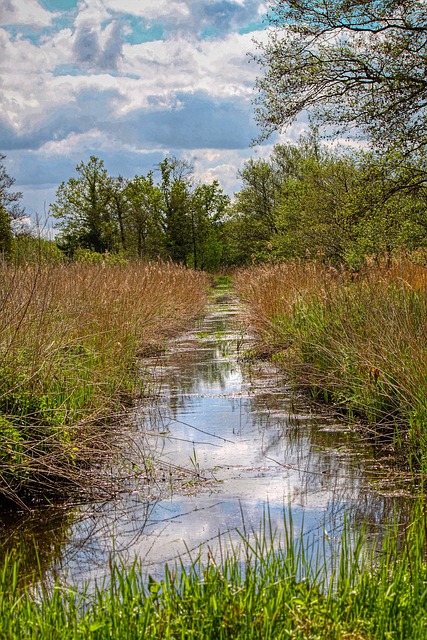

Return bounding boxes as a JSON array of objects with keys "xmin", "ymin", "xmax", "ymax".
[
  {"xmin": 234, "ymin": 259, "xmax": 427, "ymax": 470},
  {"xmin": 1, "ymin": 507, "xmax": 427, "ymax": 638},
  {"xmin": 0, "ymin": 261, "xmax": 210, "ymax": 506}
]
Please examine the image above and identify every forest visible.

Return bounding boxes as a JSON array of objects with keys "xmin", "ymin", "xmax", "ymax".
[{"xmin": 3, "ymin": 131, "xmax": 427, "ymax": 270}]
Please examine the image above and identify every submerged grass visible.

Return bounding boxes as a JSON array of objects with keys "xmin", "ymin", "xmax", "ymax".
[
  {"xmin": 2, "ymin": 508, "xmax": 427, "ymax": 638},
  {"xmin": 235, "ymin": 259, "xmax": 427, "ymax": 470},
  {"xmin": 0, "ymin": 261, "xmax": 209, "ymax": 506}
]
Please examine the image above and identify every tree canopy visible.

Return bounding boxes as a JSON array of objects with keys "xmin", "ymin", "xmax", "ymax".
[
  {"xmin": 255, "ymin": 1, "xmax": 427, "ymax": 156},
  {"xmin": 50, "ymin": 156, "xmax": 230, "ymax": 270},
  {"xmin": 224, "ymin": 131, "xmax": 427, "ymax": 268},
  {"xmin": 0, "ymin": 155, "xmax": 25, "ymax": 256}
]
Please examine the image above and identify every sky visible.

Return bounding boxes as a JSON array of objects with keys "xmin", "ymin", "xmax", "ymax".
[{"xmin": 0, "ymin": 0, "xmax": 307, "ymax": 226}]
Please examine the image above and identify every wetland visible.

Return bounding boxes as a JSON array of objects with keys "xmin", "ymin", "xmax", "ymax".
[{"xmin": 0, "ymin": 283, "xmax": 410, "ymax": 588}]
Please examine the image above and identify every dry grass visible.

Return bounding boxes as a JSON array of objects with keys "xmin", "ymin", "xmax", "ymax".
[
  {"xmin": 0, "ymin": 261, "xmax": 209, "ymax": 505},
  {"xmin": 235, "ymin": 259, "xmax": 427, "ymax": 469}
]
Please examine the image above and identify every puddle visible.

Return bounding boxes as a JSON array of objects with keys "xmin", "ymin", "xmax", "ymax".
[{"xmin": 0, "ymin": 287, "xmax": 409, "ymax": 586}]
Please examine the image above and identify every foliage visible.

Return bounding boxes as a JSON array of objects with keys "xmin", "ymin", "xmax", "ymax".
[
  {"xmin": 0, "ymin": 155, "xmax": 26, "ymax": 256},
  {"xmin": 190, "ymin": 181, "xmax": 229, "ymax": 270},
  {"xmin": 11, "ymin": 236, "xmax": 65, "ymax": 264},
  {"xmin": 0, "ymin": 262, "xmax": 209, "ymax": 505},
  {"xmin": 51, "ymin": 156, "xmax": 117, "ymax": 256},
  {"xmin": 51, "ymin": 156, "xmax": 230, "ymax": 270},
  {"xmin": 235, "ymin": 259, "xmax": 427, "ymax": 469},
  {"xmin": 124, "ymin": 173, "xmax": 164, "ymax": 260},
  {"xmin": 255, "ymin": 0, "xmax": 427, "ymax": 158},
  {"xmin": 227, "ymin": 131, "xmax": 427, "ymax": 267},
  {"xmin": 0, "ymin": 204, "xmax": 13, "ymax": 256},
  {"xmin": 2, "ymin": 509, "xmax": 427, "ymax": 638}
]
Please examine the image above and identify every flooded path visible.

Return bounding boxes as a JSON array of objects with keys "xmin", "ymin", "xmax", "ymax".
[{"xmin": 0, "ymin": 286, "xmax": 406, "ymax": 586}]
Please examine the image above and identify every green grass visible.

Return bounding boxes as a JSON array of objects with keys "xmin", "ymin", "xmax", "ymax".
[
  {"xmin": 214, "ymin": 274, "xmax": 233, "ymax": 289},
  {"xmin": 2, "ymin": 509, "xmax": 427, "ymax": 638}
]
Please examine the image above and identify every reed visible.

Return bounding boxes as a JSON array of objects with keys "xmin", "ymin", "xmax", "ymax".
[
  {"xmin": 1, "ymin": 507, "xmax": 427, "ymax": 638},
  {"xmin": 0, "ymin": 261, "xmax": 209, "ymax": 505},
  {"xmin": 235, "ymin": 259, "xmax": 427, "ymax": 469}
]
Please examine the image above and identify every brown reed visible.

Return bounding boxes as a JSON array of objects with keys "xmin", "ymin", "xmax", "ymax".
[
  {"xmin": 235, "ymin": 259, "xmax": 427, "ymax": 469},
  {"xmin": 0, "ymin": 261, "xmax": 209, "ymax": 505}
]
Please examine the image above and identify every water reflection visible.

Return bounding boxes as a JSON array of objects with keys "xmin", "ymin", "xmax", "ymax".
[{"xmin": 0, "ymin": 288, "xmax": 410, "ymax": 586}]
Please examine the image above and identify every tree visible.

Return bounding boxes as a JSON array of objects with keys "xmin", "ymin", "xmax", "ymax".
[
  {"xmin": 109, "ymin": 176, "xmax": 129, "ymax": 252},
  {"xmin": 0, "ymin": 204, "xmax": 13, "ymax": 256},
  {"xmin": 274, "ymin": 144, "xmax": 360, "ymax": 263},
  {"xmin": 0, "ymin": 155, "xmax": 25, "ymax": 255},
  {"xmin": 229, "ymin": 158, "xmax": 281, "ymax": 263},
  {"xmin": 342, "ymin": 151, "xmax": 427, "ymax": 266},
  {"xmin": 190, "ymin": 182, "xmax": 229, "ymax": 270},
  {"xmin": 51, "ymin": 156, "xmax": 117, "ymax": 255},
  {"xmin": 158, "ymin": 158, "xmax": 193, "ymax": 265},
  {"xmin": 255, "ymin": 1, "xmax": 427, "ymax": 156},
  {"xmin": 124, "ymin": 174, "xmax": 164, "ymax": 260}
]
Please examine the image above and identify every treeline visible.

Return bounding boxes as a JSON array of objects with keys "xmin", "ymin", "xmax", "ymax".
[
  {"xmin": 50, "ymin": 156, "xmax": 229, "ymax": 271},
  {"xmin": 49, "ymin": 135, "xmax": 427, "ymax": 270},
  {"xmin": 230, "ymin": 131, "xmax": 427, "ymax": 269},
  {"xmin": 3, "ymin": 133, "xmax": 427, "ymax": 269}
]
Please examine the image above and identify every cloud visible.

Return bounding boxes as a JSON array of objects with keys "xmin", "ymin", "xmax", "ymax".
[
  {"xmin": 0, "ymin": 88, "xmax": 119, "ymax": 150},
  {"xmin": 0, "ymin": 0, "xmax": 55, "ymax": 27},
  {"xmin": 72, "ymin": 19, "xmax": 123, "ymax": 71},
  {"xmin": 1, "ymin": 0, "xmax": 274, "ymax": 220},
  {"xmin": 98, "ymin": 21, "xmax": 122, "ymax": 70},
  {"xmin": 117, "ymin": 30, "xmax": 263, "ymax": 114},
  {"xmin": 73, "ymin": 24, "xmax": 99, "ymax": 64},
  {"xmin": 73, "ymin": 0, "xmax": 110, "ymax": 28},
  {"xmin": 120, "ymin": 91, "xmax": 258, "ymax": 150},
  {"xmin": 105, "ymin": 0, "xmax": 191, "ymax": 22},
  {"xmin": 195, "ymin": 0, "xmax": 266, "ymax": 36},
  {"xmin": 103, "ymin": 0, "xmax": 267, "ymax": 38}
]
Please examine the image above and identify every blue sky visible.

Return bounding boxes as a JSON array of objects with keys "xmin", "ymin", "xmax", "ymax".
[{"xmin": 1, "ymin": 0, "xmax": 307, "ymax": 224}]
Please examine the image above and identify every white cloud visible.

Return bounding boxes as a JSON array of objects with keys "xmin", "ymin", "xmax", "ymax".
[
  {"xmin": 0, "ymin": 21, "xmax": 262, "ymax": 138},
  {"xmin": 74, "ymin": 0, "xmax": 111, "ymax": 28},
  {"xmin": 104, "ymin": 0, "xmax": 191, "ymax": 20},
  {"xmin": 39, "ymin": 129, "xmax": 107, "ymax": 154},
  {"xmin": 116, "ymin": 31, "xmax": 262, "ymax": 116},
  {"xmin": 0, "ymin": 0, "xmax": 277, "ymax": 210},
  {"xmin": 0, "ymin": 0, "xmax": 55, "ymax": 27}
]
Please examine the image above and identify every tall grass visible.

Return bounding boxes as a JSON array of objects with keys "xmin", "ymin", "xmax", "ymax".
[
  {"xmin": 1, "ymin": 507, "xmax": 427, "ymax": 638},
  {"xmin": 0, "ymin": 261, "xmax": 209, "ymax": 505},
  {"xmin": 235, "ymin": 260, "xmax": 427, "ymax": 469}
]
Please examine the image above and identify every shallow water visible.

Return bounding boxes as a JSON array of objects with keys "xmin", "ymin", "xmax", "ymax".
[{"xmin": 0, "ymin": 287, "xmax": 408, "ymax": 586}]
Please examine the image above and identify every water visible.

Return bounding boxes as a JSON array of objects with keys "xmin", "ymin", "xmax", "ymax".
[{"xmin": 0, "ymin": 287, "xmax": 408, "ymax": 586}]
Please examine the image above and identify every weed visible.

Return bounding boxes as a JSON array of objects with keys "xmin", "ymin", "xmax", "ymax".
[
  {"xmin": 0, "ymin": 261, "xmax": 210, "ymax": 505},
  {"xmin": 235, "ymin": 259, "xmax": 427, "ymax": 470}
]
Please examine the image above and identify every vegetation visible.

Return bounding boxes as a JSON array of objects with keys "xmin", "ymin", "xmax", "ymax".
[
  {"xmin": 226, "ymin": 130, "xmax": 427, "ymax": 268},
  {"xmin": 6, "ymin": 132, "xmax": 427, "ymax": 272},
  {"xmin": 255, "ymin": 0, "xmax": 427, "ymax": 158},
  {"xmin": 1, "ymin": 509, "xmax": 427, "ymax": 638},
  {"xmin": 0, "ymin": 155, "xmax": 27, "ymax": 257},
  {"xmin": 50, "ymin": 156, "xmax": 229, "ymax": 271},
  {"xmin": 244, "ymin": 0, "xmax": 427, "ymax": 270},
  {"xmin": 235, "ymin": 258, "xmax": 427, "ymax": 469},
  {"xmin": 0, "ymin": 261, "xmax": 209, "ymax": 506}
]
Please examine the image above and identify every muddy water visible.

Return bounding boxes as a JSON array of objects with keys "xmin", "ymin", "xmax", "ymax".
[{"xmin": 0, "ymin": 287, "xmax": 407, "ymax": 586}]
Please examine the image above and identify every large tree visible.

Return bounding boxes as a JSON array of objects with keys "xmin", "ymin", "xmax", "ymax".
[
  {"xmin": 0, "ymin": 155, "xmax": 25, "ymax": 255},
  {"xmin": 158, "ymin": 157, "xmax": 194, "ymax": 265},
  {"xmin": 124, "ymin": 173, "xmax": 164, "ymax": 260},
  {"xmin": 51, "ymin": 156, "xmax": 117, "ymax": 255},
  {"xmin": 255, "ymin": 1, "xmax": 427, "ymax": 156},
  {"xmin": 190, "ymin": 181, "xmax": 229, "ymax": 270}
]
